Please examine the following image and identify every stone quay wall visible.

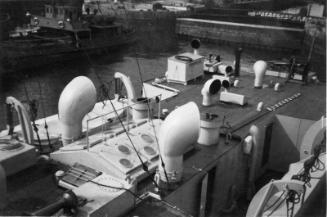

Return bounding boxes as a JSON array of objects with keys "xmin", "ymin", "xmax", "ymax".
[{"xmin": 176, "ymin": 18, "xmax": 304, "ymax": 50}]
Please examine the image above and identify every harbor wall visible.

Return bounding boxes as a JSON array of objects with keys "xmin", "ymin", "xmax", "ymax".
[
  {"xmin": 189, "ymin": 13, "xmax": 305, "ymax": 28},
  {"xmin": 205, "ymin": 0, "xmax": 305, "ymax": 11},
  {"xmin": 115, "ymin": 10, "xmax": 179, "ymax": 53},
  {"xmin": 176, "ymin": 18, "xmax": 304, "ymax": 50}
]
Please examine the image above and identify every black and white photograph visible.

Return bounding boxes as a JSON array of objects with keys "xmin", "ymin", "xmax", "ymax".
[{"xmin": 0, "ymin": 0, "xmax": 325, "ymax": 216}]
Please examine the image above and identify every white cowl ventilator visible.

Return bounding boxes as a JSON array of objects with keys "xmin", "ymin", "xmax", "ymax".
[
  {"xmin": 114, "ymin": 72, "xmax": 136, "ymax": 101},
  {"xmin": 201, "ymin": 78, "xmax": 221, "ymax": 106},
  {"xmin": 218, "ymin": 63, "xmax": 233, "ymax": 76},
  {"xmin": 158, "ymin": 102, "xmax": 200, "ymax": 183},
  {"xmin": 253, "ymin": 60, "xmax": 267, "ymax": 88},
  {"xmin": 114, "ymin": 72, "xmax": 147, "ymax": 121},
  {"xmin": 59, "ymin": 76, "xmax": 97, "ymax": 145}
]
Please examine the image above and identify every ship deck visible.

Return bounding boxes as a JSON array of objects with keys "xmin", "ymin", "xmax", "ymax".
[{"xmin": 0, "ymin": 70, "xmax": 325, "ymax": 216}]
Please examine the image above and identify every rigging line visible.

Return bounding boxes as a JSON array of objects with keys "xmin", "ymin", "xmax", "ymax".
[
  {"xmin": 36, "ymin": 78, "xmax": 53, "ymax": 150},
  {"xmin": 106, "ymin": 89, "xmax": 160, "ymax": 190},
  {"xmin": 134, "ymin": 53, "xmax": 170, "ymax": 185},
  {"xmin": 77, "ymin": 15, "xmax": 162, "ymax": 188},
  {"xmin": 100, "ymin": 83, "xmax": 160, "ymax": 190},
  {"xmin": 78, "ymin": 17, "xmax": 162, "ymax": 190},
  {"xmin": 80, "ymin": 49, "xmax": 160, "ymax": 189},
  {"xmin": 286, "ymin": 190, "xmax": 301, "ymax": 217},
  {"xmin": 23, "ymin": 80, "xmax": 43, "ymax": 152}
]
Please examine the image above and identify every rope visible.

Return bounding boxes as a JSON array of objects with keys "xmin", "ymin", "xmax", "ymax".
[
  {"xmin": 36, "ymin": 79, "xmax": 53, "ymax": 151},
  {"xmin": 23, "ymin": 81, "xmax": 43, "ymax": 152},
  {"xmin": 51, "ymin": 9, "xmax": 192, "ymax": 217},
  {"xmin": 286, "ymin": 136, "xmax": 326, "ymax": 217},
  {"xmin": 80, "ymin": 11, "xmax": 170, "ymax": 188},
  {"xmin": 286, "ymin": 189, "xmax": 301, "ymax": 217},
  {"xmin": 80, "ymin": 48, "xmax": 160, "ymax": 190},
  {"xmin": 292, "ymin": 135, "xmax": 326, "ymax": 186},
  {"xmin": 134, "ymin": 54, "xmax": 170, "ymax": 186}
]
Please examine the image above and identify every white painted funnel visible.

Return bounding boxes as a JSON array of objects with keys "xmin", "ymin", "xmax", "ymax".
[
  {"xmin": 158, "ymin": 102, "xmax": 200, "ymax": 183},
  {"xmin": 58, "ymin": 76, "xmax": 96, "ymax": 145}
]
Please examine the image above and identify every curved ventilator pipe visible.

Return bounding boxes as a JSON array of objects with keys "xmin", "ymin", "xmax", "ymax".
[
  {"xmin": 58, "ymin": 76, "xmax": 97, "ymax": 145},
  {"xmin": 201, "ymin": 78, "xmax": 221, "ymax": 106},
  {"xmin": 114, "ymin": 72, "xmax": 136, "ymax": 101},
  {"xmin": 5, "ymin": 96, "xmax": 34, "ymax": 145},
  {"xmin": 158, "ymin": 102, "xmax": 200, "ymax": 183},
  {"xmin": 218, "ymin": 63, "xmax": 233, "ymax": 76}
]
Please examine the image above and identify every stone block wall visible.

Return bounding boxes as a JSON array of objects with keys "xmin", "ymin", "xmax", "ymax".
[{"xmin": 176, "ymin": 18, "xmax": 304, "ymax": 50}]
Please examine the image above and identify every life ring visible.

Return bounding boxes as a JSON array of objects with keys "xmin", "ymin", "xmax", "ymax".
[{"xmin": 175, "ymin": 55, "xmax": 193, "ymax": 62}]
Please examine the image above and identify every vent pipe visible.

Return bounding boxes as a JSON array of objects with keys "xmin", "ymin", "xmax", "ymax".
[
  {"xmin": 114, "ymin": 72, "xmax": 136, "ymax": 101},
  {"xmin": 158, "ymin": 102, "xmax": 200, "ymax": 183},
  {"xmin": 218, "ymin": 63, "xmax": 234, "ymax": 76},
  {"xmin": 191, "ymin": 39, "xmax": 201, "ymax": 55},
  {"xmin": 201, "ymin": 78, "xmax": 221, "ymax": 106},
  {"xmin": 58, "ymin": 76, "xmax": 96, "ymax": 145}
]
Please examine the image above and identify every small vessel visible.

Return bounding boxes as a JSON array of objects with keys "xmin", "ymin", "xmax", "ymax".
[
  {"xmin": 0, "ymin": 40, "xmax": 325, "ymax": 216},
  {"xmin": 0, "ymin": 0, "xmax": 134, "ymax": 72}
]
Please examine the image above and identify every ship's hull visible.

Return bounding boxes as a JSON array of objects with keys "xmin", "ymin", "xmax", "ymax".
[{"xmin": 0, "ymin": 31, "xmax": 135, "ymax": 73}]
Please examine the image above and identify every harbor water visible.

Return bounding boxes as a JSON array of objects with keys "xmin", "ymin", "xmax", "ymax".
[{"xmin": 0, "ymin": 19, "xmax": 295, "ymax": 130}]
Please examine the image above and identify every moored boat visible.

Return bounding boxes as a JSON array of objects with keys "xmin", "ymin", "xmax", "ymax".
[{"xmin": 0, "ymin": 0, "xmax": 135, "ymax": 72}]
